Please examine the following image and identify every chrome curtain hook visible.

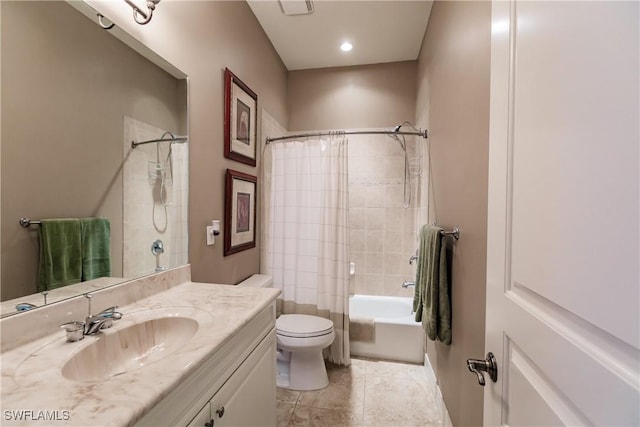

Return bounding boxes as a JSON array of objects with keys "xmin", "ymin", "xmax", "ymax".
[
  {"xmin": 97, "ymin": 13, "xmax": 115, "ymax": 30},
  {"xmin": 132, "ymin": 7, "xmax": 153, "ymax": 25},
  {"xmin": 125, "ymin": 0, "xmax": 161, "ymax": 25}
]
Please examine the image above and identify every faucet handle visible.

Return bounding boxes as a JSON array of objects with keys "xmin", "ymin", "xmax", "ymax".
[
  {"xmin": 60, "ymin": 321, "xmax": 85, "ymax": 342},
  {"xmin": 84, "ymin": 293, "xmax": 92, "ymax": 318},
  {"xmin": 96, "ymin": 306, "xmax": 123, "ymax": 320}
]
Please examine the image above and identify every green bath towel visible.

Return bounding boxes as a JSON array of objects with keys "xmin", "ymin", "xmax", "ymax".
[
  {"xmin": 413, "ymin": 224, "xmax": 452, "ymax": 345},
  {"xmin": 437, "ymin": 235, "xmax": 453, "ymax": 345},
  {"xmin": 80, "ymin": 218, "xmax": 111, "ymax": 281},
  {"xmin": 38, "ymin": 219, "xmax": 82, "ymax": 291}
]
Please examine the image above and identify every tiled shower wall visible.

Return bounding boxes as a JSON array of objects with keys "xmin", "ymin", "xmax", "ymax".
[
  {"xmin": 348, "ymin": 133, "xmax": 423, "ymax": 298},
  {"xmin": 123, "ymin": 116, "xmax": 189, "ymax": 279}
]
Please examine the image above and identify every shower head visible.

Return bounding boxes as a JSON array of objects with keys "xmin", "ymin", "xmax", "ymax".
[{"xmin": 387, "ymin": 127, "xmax": 406, "ymax": 151}]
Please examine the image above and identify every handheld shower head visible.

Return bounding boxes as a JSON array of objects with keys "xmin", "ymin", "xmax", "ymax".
[{"xmin": 393, "ymin": 124, "xmax": 402, "ymax": 132}]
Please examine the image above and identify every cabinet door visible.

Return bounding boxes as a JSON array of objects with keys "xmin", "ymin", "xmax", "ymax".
[
  {"xmin": 186, "ymin": 403, "xmax": 212, "ymax": 427},
  {"xmin": 210, "ymin": 333, "xmax": 277, "ymax": 427}
]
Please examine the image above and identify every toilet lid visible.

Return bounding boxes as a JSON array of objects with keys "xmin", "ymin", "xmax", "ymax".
[{"xmin": 276, "ymin": 314, "xmax": 334, "ymax": 338}]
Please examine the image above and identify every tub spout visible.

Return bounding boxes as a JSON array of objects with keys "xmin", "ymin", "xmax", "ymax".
[{"xmin": 402, "ymin": 281, "xmax": 415, "ymax": 288}]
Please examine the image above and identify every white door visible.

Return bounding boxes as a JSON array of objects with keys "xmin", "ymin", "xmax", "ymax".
[{"xmin": 484, "ymin": 1, "xmax": 639, "ymax": 426}]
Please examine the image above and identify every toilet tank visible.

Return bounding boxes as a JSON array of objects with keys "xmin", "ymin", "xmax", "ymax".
[{"xmin": 237, "ymin": 274, "xmax": 273, "ymax": 288}]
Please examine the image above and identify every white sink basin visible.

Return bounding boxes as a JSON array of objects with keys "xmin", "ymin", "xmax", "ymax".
[
  {"xmin": 61, "ymin": 316, "xmax": 198, "ymax": 382},
  {"xmin": 14, "ymin": 307, "xmax": 211, "ymax": 384}
]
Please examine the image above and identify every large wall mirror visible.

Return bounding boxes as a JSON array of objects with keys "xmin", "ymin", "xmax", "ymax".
[{"xmin": 0, "ymin": 1, "xmax": 189, "ymax": 316}]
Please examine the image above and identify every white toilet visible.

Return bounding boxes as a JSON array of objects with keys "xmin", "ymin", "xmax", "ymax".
[
  {"xmin": 238, "ymin": 275, "xmax": 335, "ymax": 391},
  {"xmin": 276, "ymin": 314, "xmax": 335, "ymax": 390}
]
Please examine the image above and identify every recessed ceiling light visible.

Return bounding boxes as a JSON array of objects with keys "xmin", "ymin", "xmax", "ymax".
[{"xmin": 340, "ymin": 42, "xmax": 353, "ymax": 52}]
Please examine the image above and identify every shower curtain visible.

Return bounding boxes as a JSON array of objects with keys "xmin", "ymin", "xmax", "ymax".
[{"xmin": 262, "ymin": 136, "xmax": 351, "ymax": 365}]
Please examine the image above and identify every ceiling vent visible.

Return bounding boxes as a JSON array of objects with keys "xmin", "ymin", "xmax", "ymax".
[{"xmin": 278, "ymin": 0, "xmax": 314, "ymax": 16}]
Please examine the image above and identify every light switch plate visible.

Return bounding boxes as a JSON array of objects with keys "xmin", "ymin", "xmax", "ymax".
[{"xmin": 206, "ymin": 226, "xmax": 215, "ymax": 245}]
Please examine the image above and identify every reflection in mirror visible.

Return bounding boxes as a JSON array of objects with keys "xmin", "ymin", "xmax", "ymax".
[{"xmin": 1, "ymin": 1, "xmax": 189, "ymax": 316}]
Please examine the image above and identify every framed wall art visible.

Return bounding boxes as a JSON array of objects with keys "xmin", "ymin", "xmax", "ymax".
[
  {"xmin": 224, "ymin": 68, "xmax": 257, "ymax": 166},
  {"xmin": 224, "ymin": 169, "xmax": 257, "ymax": 256}
]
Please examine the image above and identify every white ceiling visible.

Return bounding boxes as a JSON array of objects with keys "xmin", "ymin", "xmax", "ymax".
[{"xmin": 246, "ymin": 1, "xmax": 433, "ymax": 71}]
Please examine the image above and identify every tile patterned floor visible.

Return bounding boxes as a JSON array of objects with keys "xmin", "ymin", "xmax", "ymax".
[{"xmin": 277, "ymin": 357, "xmax": 442, "ymax": 427}]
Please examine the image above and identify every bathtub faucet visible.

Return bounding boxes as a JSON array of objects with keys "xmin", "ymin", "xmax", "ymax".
[
  {"xmin": 409, "ymin": 254, "xmax": 418, "ymax": 265},
  {"xmin": 402, "ymin": 281, "xmax": 415, "ymax": 288}
]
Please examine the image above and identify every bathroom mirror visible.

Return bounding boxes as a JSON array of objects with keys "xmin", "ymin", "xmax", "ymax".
[{"xmin": 0, "ymin": 1, "xmax": 189, "ymax": 316}]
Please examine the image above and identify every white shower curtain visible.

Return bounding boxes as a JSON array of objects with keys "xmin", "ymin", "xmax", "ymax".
[{"xmin": 262, "ymin": 136, "xmax": 351, "ymax": 365}]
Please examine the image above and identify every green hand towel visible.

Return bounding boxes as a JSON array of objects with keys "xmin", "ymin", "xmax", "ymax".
[
  {"xmin": 38, "ymin": 219, "xmax": 82, "ymax": 291},
  {"xmin": 80, "ymin": 218, "xmax": 111, "ymax": 281}
]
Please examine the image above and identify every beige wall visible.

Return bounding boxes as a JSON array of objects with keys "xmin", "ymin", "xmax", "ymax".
[
  {"xmin": 289, "ymin": 61, "xmax": 417, "ymax": 131},
  {"xmin": 416, "ymin": 2, "xmax": 491, "ymax": 426},
  {"xmin": 1, "ymin": 1, "xmax": 184, "ymax": 300},
  {"xmin": 87, "ymin": 0, "xmax": 289, "ymax": 285}
]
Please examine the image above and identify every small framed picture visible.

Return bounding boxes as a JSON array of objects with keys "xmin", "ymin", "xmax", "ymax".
[
  {"xmin": 224, "ymin": 169, "xmax": 257, "ymax": 256},
  {"xmin": 224, "ymin": 68, "xmax": 257, "ymax": 166}
]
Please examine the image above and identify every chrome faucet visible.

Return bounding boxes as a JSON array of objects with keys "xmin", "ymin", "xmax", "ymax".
[
  {"xmin": 84, "ymin": 306, "xmax": 123, "ymax": 335},
  {"xmin": 409, "ymin": 250, "xmax": 418, "ymax": 265},
  {"xmin": 402, "ymin": 280, "xmax": 416, "ymax": 288},
  {"xmin": 59, "ymin": 294, "xmax": 122, "ymax": 342}
]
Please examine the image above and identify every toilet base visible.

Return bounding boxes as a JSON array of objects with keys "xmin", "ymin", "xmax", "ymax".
[{"xmin": 277, "ymin": 349, "xmax": 329, "ymax": 391}]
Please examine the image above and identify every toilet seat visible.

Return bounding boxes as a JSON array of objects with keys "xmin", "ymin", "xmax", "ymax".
[{"xmin": 276, "ymin": 314, "xmax": 334, "ymax": 338}]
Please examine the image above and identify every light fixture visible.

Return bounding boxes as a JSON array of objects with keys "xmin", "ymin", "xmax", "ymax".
[
  {"xmin": 124, "ymin": 0, "xmax": 161, "ymax": 25},
  {"xmin": 340, "ymin": 41, "xmax": 353, "ymax": 52}
]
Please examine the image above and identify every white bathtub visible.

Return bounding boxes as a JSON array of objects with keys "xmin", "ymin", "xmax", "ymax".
[{"xmin": 349, "ymin": 295, "xmax": 424, "ymax": 364}]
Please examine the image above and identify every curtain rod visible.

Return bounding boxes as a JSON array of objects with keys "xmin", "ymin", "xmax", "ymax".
[
  {"xmin": 131, "ymin": 136, "xmax": 188, "ymax": 149},
  {"xmin": 265, "ymin": 129, "xmax": 428, "ymax": 144}
]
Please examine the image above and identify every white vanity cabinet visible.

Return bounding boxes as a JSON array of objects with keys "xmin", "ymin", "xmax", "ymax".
[
  {"xmin": 188, "ymin": 333, "xmax": 276, "ymax": 427},
  {"xmin": 135, "ymin": 303, "xmax": 277, "ymax": 427}
]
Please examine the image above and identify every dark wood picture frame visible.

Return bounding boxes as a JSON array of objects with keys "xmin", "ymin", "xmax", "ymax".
[
  {"xmin": 224, "ymin": 68, "xmax": 258, "ymax": 166},
  {"xmin": 224, "ymin": 169, "xmax": 257, "ymax": 256}
]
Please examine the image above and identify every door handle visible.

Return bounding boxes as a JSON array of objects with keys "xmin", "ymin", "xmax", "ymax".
[{"xmin": 466, "ymin": 352, "xmax": 498, "ymax": 386}]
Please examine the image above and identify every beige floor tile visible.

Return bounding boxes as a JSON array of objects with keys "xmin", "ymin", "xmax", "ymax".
[
  {"xmin": 349, "ymin": 357, "xmax": 369, "ymax": 372},
  {"xmin": 288, "ymin": 405, "xmax": 363, "ymax": 427},
  {"xmin": 363, "ymin": 376, "xmax": 440, "ymax": 427},
  {"xmin": 277, "ymin": 403, "xmax": 296, "ymax": 427},
  {"xmin": 281, "ymin": 357, "xmax": 440, "ymax": 427},
  {"xmin": 277, "ymin": 387, "xmax": 302, "ymax": 404},
  {"xmin": 297, "ymin": 378, "xmax": 366, "ymax": 414},
  {"xmin": 326, "ymin": 359, "xmax": 366, "ymax": 385},
  {"xmin": 364, "ymin": 359, "xmax": 428, "ymax": 383}
]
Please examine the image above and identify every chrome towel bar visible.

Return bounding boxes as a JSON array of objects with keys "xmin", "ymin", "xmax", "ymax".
[
  {"xmin": 440, "ymin": 227, "xmax": 460, "ymax": 240},
  {"xmin": 19, "ymin": 217, "xmax": 41, "ymax": 227}
]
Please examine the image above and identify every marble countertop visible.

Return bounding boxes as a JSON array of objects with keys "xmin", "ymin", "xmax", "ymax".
[{"xmin": 0, "ymin": 281, "xmax": 279, "ymax": 426}]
